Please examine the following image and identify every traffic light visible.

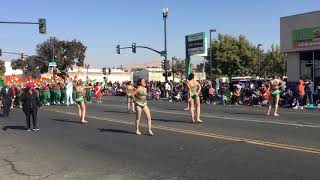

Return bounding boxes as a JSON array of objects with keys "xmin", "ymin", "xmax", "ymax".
[
  {"xmin": 102, "ymin": 67, "xmax": 107, "ymax": 75},
  {"xmin": 39, "ymin": 18, "xmax": 46, "ymax": 34},
  {"xmin": 161, "ymin": 60, "xmax": 165, "ymax": 69},
  {"xmin": 116, "ymin": 45, "xmax": 120, "ymax": 54},
  {"xmin": 0, "ymin": 49, "xmax": 2, "ymax": 56},
  {"xmin": 20, "ymin": 53, "xmax": 24, "ymax": 60},
  {"xmin": 132, "ymin": 43, "xmax": 136, "ymax": 53},
  {"xmin": 108, "ymin": 67, "xmax": 111, "ymax": 75},
  {"xmin": 61, "ymin": 48, "xmax": 67, "ymax": 55}
]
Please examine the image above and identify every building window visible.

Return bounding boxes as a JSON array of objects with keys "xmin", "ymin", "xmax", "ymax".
[
  {"xmin": 315, "ymin": 50, "xmax": 320, "ymax": 60},
  {"xmin": 300, "ymin": 51, "xmax": 313, "ymax": 80},
  {"xmin": 300, "ymin": 50, "xmax": 320, "ymax": 85},
  {"xmin": 315, "ymin": 50, "xmax": 320, "ymax": 85}
]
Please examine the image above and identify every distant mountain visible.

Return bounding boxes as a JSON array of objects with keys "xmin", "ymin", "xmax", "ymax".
[{"xmin": 125, "ymin": 60, "xmax": 161, "ymax": 72}]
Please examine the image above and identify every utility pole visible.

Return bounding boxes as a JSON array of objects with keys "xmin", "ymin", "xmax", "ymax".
[
  {"xmin": 162, "ymin": 8, "xmax": 169, "ymax": 81},
  {"xmin": 209, "ymin": 28, "xmax": 216, "ymax": 78},
  {"xmin": 257, "ymin": 44, "xmax": 262, "ymax": 78}
]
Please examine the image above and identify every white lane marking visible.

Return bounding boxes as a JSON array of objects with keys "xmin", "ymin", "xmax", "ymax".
[
  {"xmin": 101, "ymin": 98, "xmax": 320, "ymax": 117},
  {"xmin": 92, "ymin": 103, "xmax": 320, "ymax": 128}
]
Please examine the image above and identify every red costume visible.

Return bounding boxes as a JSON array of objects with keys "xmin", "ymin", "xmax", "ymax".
[{"xmin": 94, "ymin": 85, "xmax": 102, "ymax": 97}]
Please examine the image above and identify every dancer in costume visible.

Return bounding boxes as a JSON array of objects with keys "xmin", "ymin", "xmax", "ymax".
[
  {"xmin": 50, "ymin": 83, "xmax": 55, "ymax": 105},
  {"xmin": 75, "ymin": 81, "xmax": 92, "ymax": 124},
  {"xmin": 66, "ymin": 79, "xmax": 74, "ymax": 106},
  {"xmin": 132, "ymin": 78, "xmax": 153, "ymax": 136},
  {"xmin": 94, "ymin": 83, "xmax": 102, "ymax": 103},
  {"xmin": 85, "ymin": 83, "xmax": 92, "ymax": 103},
  {"xmin": 43, "ymin": 84, "xmax": 51, "ymax": 106},
  {"xmin": 187, "ymin": 73, "xmax": 202, "ymax": 123},
  {"xmin": 54, "ymin": 82, "xmax": 62, "ymax": 105},
  {"xmin": 72, "ymin": 82, "xmax": 77, "ymax": 105},
  {"xmin": 125, "ymin": 81, "xmax": 135, "ymax": 113},
  {"xmin": 9, "ymin": 83, "xmax": 16, "ymax": 109},
  {"xmin": 267, "ymin": 75, "xmax": 284, "ymax": 116},
  {"xmin": 61, "ymin": 83, "xmax": 66, "ymax": 105}
]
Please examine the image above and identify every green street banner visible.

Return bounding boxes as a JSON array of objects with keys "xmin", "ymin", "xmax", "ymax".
[{"xmin": 292, "ymin": 27, "xmax": 320, "ymax": 49}]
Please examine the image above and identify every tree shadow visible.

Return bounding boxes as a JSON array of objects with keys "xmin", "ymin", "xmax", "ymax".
[
  {"xmin": 51, "ymin": 118, "xmax": 81, "ymax": 124},
  {"xmin": 2, "ymin": 126, "xmax": 28, "ymax": 131},
  {"xmin": 98, "ymin": 128, "xmax": 134, "ymax": 134}
]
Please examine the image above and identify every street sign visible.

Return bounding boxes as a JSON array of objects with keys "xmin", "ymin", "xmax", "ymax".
[
  {"xmin": 49, "ymin": 62, "xmax": 57, "ymax": 67},
  {"xmin": 185, "ymin": 32, "xmax": 208, "ymax": 80},
  {"xmin": 186, "ymin": 32, "xmax": 207, "ymax": 56},
  {"xmin": 160, "ymin": 50, "xmax": 166, "ymax": 57}
]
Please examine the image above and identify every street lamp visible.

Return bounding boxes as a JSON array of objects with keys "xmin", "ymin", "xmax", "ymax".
[
  {"xmin": 209, "ymin": 28, "xmax": 216, "ymax": 78},
  {"xmin": 172, "ymin": 56, "xmax": 176, "ymax": 81},
  {"xmin": 257, "ymin": 44, "xmax": 262, "ymax": 78},
  {"xmin": 162, "ymin": 8, "xmax": 168, "ymax": 81},
  {"xmin": 52, "ymin": 35, "xmax": 56, "ymax": 78},
  {"xmin": 85, "ymin": 64, "xmax": 90, "ymax": 80},
  {"xmin": 52, "ymin": 35, "xmax": 55, "ymax": 62}
]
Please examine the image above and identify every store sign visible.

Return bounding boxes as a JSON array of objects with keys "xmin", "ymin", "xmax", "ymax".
[
  {"xmin": 186, "ymin": 32, "xmax": 207, "ymax": 56},
  {"xmin": 292, "ymin": 27, "xmax": 320, "ymax": 49}
]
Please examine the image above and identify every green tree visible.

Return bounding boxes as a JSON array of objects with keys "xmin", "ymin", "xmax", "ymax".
[
  {"xmin": 0, "ymin": 60, "xmax": 6, "ymax": 76},
  {"xmin": 206, "ymin": 34, "xmax": 258, "ymax": 78},
  {"xmin": 36, "ymin": 37, "xmax": 87, "ymax": 76},
  {"xmin": 261, "ymin": 44, "xmax": 287, "ymax": 77},
  {"xmin": 11, "ymin": 56, "xmax": 43, "ymax": 78},
  {"xmin": 172, "ymin": 58, "xmax": 185, "ymax": 81},
  {"xmin": 196, "ymin": 63, "xmax": 204, "ymax": 73},
  {"xmin": 11, "ymin": 58, "xmax": 26, "ymax": 70}
]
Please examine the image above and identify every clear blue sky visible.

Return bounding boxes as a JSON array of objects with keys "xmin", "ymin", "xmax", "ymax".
[{"xmin": 0, "ymin": 0, "xmax": 319, "ymax": 68}]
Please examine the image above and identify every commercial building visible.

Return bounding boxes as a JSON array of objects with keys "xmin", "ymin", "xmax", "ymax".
[
  {"xmin": 4, "ymin": 61, "xmax": 23, "ymax": 76},
  {"xmin": 281, "ymin": 11, "xmax": 320, "ymax": 85},
  {"xmin": 133, "ymin": 68, "xmax": 167, "ymax": 82},
  {"xmin": 132, "ymin": 68, "xmax": 205, "ymax": 82},
  {"xmin": 43, "ymin": 66, "xmax": 133, "ymax": 83}
]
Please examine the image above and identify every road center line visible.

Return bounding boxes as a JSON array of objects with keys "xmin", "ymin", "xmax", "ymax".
[
  {"xmin": 93, "ymin": 103, "xmax": 320, "ymax": 128},
  {"xmin": 45, "ymin": 108, "xmax": 320, "ymax": 155}
]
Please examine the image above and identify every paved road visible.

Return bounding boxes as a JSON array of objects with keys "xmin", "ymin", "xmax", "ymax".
[{"xmin": 0, "ymin": 96, "xmax": 319, "ymax": 180}]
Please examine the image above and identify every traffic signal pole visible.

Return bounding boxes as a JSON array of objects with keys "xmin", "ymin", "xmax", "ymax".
[
  {"xmin": 0, "ymin": 50, "xmax": 48, "ymax": 63},
  {"xmin": 116, "ymin": 44, "xmax": 169, "ymax": 79},
  {"xmin": 0, "ymin": 19, "xmax": 46, "ymax": 34},
  {"xmin": 117, "ymin": 45, "xmax": 163, "ymax": 55}
]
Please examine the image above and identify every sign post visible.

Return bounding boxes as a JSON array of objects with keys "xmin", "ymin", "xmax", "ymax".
[{"xmin": 185, "ymin": 32, "xmax": 207, "ymax": 79}]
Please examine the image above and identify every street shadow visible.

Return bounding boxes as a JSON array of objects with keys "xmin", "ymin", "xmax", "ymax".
[
  {"xmin": 104, "ymin": 110, "xmax": 128, "ymax": 114},
  {"xmin": 2, "ymin": 126, "xmax": 28, "ymax": 131},
  {"xmin": 152, "ymin": 118, "xmax": 191, "ymax": 124},
  {"xmin": 51, "ymin": 118, "xmax": 81, "ymax": 124},
  {"xmin": 0, "ymin": 113, "xmax": 8, "ymax": 117},
  {"xmin": 98, "ymin": 128, "xmax": 134, "ymax": 134},
  {"xmin": 224, "ymin": 112, "xmax": 265, "ymax": 116},
  {"xmin": 164, "ymin": 108, "xmax": 181, "ymax": 111}
]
